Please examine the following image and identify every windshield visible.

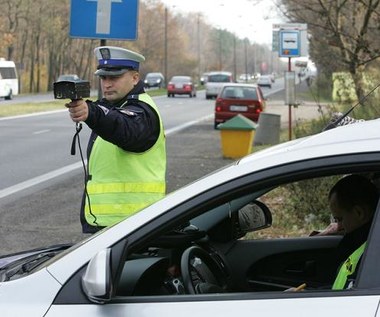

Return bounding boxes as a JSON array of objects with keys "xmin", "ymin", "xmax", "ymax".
[
  {"xmin": 221, "ymin": 87, "xmax": 258, "ymax": 99},
  {"xmin": 171, "ymin": 76, "xmax": 190, "ymax": 83},
  {"xmin": 208, "ymin": 74, "xmax": 231, "ymax": 83}
]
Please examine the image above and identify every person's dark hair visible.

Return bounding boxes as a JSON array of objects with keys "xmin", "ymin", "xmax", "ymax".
[{"xmin": 328, "ymin": 174, "xmax": 379, "ymax": 213}]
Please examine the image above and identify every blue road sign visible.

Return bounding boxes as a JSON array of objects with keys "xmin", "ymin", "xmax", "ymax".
[
  {"xmin": 70, "ymin": 0, "xmax": 139, "ymax": 40},
  {"xmin": 279, "ymin": 30, "xmax": 300, "ymax": 57}
]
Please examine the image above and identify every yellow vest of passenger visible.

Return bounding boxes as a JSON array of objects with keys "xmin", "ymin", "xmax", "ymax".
[
  {"xmin": 332, "ymin": 242, "xmax": 366, "ymax": 290},
  {"xmin": 85, "ymin": 93, "xmax": 166, "ymax": 227}
]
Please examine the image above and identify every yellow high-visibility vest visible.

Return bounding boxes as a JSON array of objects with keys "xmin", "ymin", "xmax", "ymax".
[
  {"xmin": 332, "ymin": 242, "xmax": 366, "ymax": 290},
  {"xmin": 85, "ymin": 93, "xmax": 166, "ymax": 227}
]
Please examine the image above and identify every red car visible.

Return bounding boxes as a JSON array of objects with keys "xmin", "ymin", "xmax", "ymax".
[
  {"xmin": 214, "ymin": 83, "xmax": 266, "ymax": 129},
  {"xmin": 167, "ymin": 76, "xmax": 196, "ymax": 97}
]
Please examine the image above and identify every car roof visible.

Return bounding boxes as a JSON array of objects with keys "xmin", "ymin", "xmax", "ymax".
[
  {"xmin": 58, "ymin": 74, "xmax": 79, "ymax": 79},
  {"xmin": 146, "ymin": 72, "xmax": 163, "ymax": 77},
  {"xmin": 238, "ymin": 119, "xmax": 380, "ymax": 169},
  {"xmin": 170, "ymin": 76, "xmax": 191, "ymax": 80},
  {"xmin": 221, "ymin": 83, "xmax": 259, "ymax": 88},
  {"xmin": 208, "ymin": 71, "xmax": 232, "ymax": 75}
]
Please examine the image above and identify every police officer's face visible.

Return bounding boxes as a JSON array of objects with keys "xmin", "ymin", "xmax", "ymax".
[{"xmin": 100, "ymin": 71, "xmax": 139, "ymax": 103}]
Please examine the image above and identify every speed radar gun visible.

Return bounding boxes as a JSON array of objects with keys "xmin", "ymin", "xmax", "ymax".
[
  {"xmin": 53, "ymin": 80, "xmax": 90, "ymax": 100},
  {"xmin": 53, "ymin": 80, "xmax": 91, "ymax": 155}
]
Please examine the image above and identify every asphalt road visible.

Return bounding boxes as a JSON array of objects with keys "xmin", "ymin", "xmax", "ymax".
[{"xmin": 0, "ymin": 79, "xmax": 325, "ymax": 255}]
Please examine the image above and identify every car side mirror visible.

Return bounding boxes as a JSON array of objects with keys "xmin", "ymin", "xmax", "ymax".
[
  {"xmin": 238, "ymin": 200, "xmax": 272, "ymax": 233},
  {"xmin": 82, "ymin": 248, "xmax": 112, "ymax": 304}
]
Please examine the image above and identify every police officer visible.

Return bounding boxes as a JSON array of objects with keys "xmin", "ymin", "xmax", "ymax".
[{"xmin": 66, "ymin": 46, "xmax": 166, "ymax": 233}]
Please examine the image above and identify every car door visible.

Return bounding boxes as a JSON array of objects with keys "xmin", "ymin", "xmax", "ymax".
[{"xmin": 225, "ymin": 235, "xmax": 341, "ymax": 292}]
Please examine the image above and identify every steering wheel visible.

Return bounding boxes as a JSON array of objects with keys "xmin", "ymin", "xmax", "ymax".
[{"xmin": 180, "ymin": 245, "xmax": 227, "ymax": 294}]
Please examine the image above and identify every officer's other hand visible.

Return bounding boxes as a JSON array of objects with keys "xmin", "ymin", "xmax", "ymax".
[{"xmin": 66, "ymin": 99, "xmax": 89, "ymax": 122}]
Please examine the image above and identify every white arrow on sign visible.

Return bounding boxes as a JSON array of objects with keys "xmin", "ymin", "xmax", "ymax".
[{"xmin": 88, "ymin": 0, "xmax": 122, "ymax": 34}]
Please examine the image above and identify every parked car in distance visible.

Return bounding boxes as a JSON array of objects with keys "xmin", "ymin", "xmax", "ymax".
[
  {"xmin": 237, "ymin": 73, "xmax": 252, "ymax": 83},
  {"xmin": 205, "ymin": 71, "xmax": 234, "ymax": 99},
  {"xmin": 0, "ymin": 59, "xmax": 18, "ymax": 100},
  {"xmin": 214, "ymin": 83, "xmax": 266, "ymax": 129},
  {"xmin": 257, "ymin": 75, "xmax": 272, "ymax": 88},
  {"xmin": 144, "ymin": 72, "xmax": 165, "ymax": 88},
  {"xmin": 56, "ymin": 74, "xmax": 80, "ymax": 82},
  {"xmin": 167, "ymin": 76, "xmax": 196, "ymax": 97},
  {"xmin": 2, "ymin": 119, "xmax": 380, "ymax": 316}
]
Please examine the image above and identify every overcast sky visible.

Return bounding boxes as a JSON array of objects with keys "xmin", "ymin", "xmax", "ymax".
[{"xmin": 160, "ymin": 0, "xmax": 284, "ymax": 45}]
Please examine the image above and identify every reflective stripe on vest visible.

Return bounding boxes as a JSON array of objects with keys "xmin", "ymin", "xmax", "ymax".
[
  {"xmin": 85, "ymin": 93, "xmax": 166, "ymax": 227},
  {"xmin": 332, "ymin": 242, "xmax": 366, "ymax": 290}
]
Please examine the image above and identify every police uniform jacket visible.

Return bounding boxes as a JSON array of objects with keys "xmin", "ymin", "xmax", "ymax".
[{"xmin": 81, "ymin": 80, "xmax": 165, "ymax": 233}]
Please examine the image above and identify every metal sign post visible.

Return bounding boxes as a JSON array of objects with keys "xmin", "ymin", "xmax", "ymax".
[
  {"xmin": 285, "ymin": 70, "xmax": 296, "ymax": 140},
  {"xmin": 272, "ymin": 23, "xmax": 308, "ymax": 140}
]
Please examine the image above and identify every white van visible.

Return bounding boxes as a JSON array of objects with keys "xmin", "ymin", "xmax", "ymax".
[
  {"xmin": 0, "ymin": 59, "xmax": 18, "ymax": 99},
  {"xmin": 205, "ymin": 71, "xmax": 233, "ymax": 99}
]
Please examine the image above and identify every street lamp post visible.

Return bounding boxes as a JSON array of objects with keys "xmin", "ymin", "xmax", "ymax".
[
  {"xmin": 164, "ymin": 7, "xmax": 168, "ymax": 85},
  {"xmin": 233, "ymin": 35, "xmax": 237, "ymax": 82},
  {"xmin": 218, "ymin": 28, "xmax": 222, "ymax": 70},
  {"xmin": 197, "ymin": 13, "xmax": 201, "ymax": 82},
  {"xmin": 244, "ymin": 38, "xmax": 248, "ymax": 83}
]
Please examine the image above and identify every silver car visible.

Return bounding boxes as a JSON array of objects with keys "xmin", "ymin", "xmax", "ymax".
[{"xmin": 205, "ymin": 71, "xmax": 233, "ymax": 99}]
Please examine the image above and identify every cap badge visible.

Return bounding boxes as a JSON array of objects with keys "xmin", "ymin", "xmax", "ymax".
[{"xmin": 99, "ymin": 48, "xmax": 111, "ymax": 60}]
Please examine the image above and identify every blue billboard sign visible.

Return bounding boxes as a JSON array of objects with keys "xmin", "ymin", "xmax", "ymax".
[{"xmin": 70, "ymin": 0, "xmax": 139, "ymax": 40}]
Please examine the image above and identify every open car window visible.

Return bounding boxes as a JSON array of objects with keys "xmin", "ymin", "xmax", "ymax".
[{"xmin": 109, "ymin": 170, "xmax": 380, "ymax": 297}]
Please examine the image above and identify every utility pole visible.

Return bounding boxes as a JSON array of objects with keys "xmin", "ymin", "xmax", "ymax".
[
  {"xmin": 164, "ymin": 7, "xmax": 168, "ymax": 84},
  {"xmin": 244, "ymin": 39, "xmax": 248, "ymax": 82},
  {"xmin": 197, "ymin": 14, "xmax": 201, "ymax": 82}
]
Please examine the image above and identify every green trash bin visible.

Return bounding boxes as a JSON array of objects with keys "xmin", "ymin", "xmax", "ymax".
[{"xmin": 218, "ymin": 114, "xmax": 257, "ymax": 159}]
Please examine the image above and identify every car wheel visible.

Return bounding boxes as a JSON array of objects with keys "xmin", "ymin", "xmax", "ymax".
[
  {"xmin": 167, "ymin": 93, "xmax": 170, "ymax": 97},
  {"xmin": 214, "ymin": 121, "xmax": 219, "ymax": 130},
  {"xmin": 5, "ymin": 90, "xmax": 12, "ymax": 100},
  {"xmin": 189, "ymin": 93, "xmax": 192, "ymax": 98}
]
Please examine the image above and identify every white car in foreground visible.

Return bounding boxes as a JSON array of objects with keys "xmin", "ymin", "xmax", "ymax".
[{"xmin": 1, "ymin": 119, "xmax": 380, "ymax": 316}]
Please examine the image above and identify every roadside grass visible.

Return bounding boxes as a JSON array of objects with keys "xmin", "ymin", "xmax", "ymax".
[{"xmin": 0, "ymin": 101, "xmax": 64, "ymax": 117}]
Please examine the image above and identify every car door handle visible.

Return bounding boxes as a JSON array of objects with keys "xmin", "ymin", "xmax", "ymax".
[{"xmin": 285, "ymin": 260, "xmax": 316, "ymax": 276}]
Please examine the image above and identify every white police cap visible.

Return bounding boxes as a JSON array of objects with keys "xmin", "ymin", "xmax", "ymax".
[{"xmin": 94, "ymin": 46, "xmax": 145, "ymax": 76}]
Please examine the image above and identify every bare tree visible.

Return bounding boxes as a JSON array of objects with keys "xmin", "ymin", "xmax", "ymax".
[
  {"xmin": 277, "ymin": 0, "xmax": 380, "ymax": 100},
  {"xmin": 0, "ymin": 0, "xmax": 275, "ymax": 93}
]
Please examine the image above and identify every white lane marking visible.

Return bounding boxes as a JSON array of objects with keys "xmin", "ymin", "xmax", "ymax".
[
  {"xmin": 0, "ymin": 162, "xmax": 84, "ymax": 199},
  {"xmin": 0, "ymin": 115, "xmax": 212, "ymax": 199},
  {"xmin": 165, "ymin": 114, "xmax": 212, "ymax": 135},
  {"xmin": 33, "ymin": 129, "xmax": 50, "ymax": 135},
  {"xmin": 0, "ymin": 109, "xmax": 66, "ymax": 121}
]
